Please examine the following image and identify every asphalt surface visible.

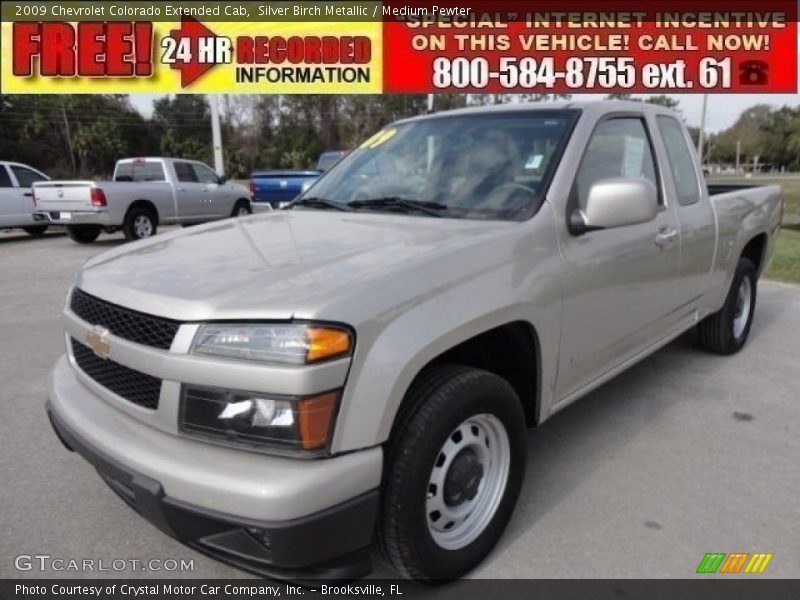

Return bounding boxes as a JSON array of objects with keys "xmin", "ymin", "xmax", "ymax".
[{"xmin": 1, "ymin": 226, "xmax": 798, "ymax": 580}]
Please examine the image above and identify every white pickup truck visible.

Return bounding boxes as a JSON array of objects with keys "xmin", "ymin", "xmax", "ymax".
[
  {"xmin": 33, "ymin": 157, "xmax": 252, "ymax": 243},
  {"xmin": 0, "ymin": 161, "xmax": 50, "ymax": 236}
]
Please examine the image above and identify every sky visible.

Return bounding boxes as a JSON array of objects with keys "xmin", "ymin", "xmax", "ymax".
[{"xmin": 128, "ymin": 93, "xmax": 800, "ymax": 134}]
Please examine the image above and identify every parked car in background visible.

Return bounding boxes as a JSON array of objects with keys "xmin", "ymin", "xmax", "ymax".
[
  {"xmin": 249, "ymin": 169, "xmax": 320, "ymax": 210},
  {"xmin": 0, "ymin": 161, "xmax": 50, "ymax": 236},
  {"xmin": 33, "ymin": 157, "xmax": 251, "ymax": 244},
  {"xmin": 250, "ymin": 151, "xmax": 349, "ymax": 210}
]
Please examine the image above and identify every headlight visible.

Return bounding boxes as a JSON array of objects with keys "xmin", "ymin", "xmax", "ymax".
[
  {"xmin": 191, "ymin": 323, "xmax": 352, "ymax": 364},
  {"xmin": 180, "ymin": 385, "xmax": 339, "ymax": 454}
]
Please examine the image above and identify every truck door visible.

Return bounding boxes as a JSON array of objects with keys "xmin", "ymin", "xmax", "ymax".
[
  {"xmin": 555, "ymin": 115, "xmax": 682, "ymax": 401},
  {"xmin": 0, "ymin": 165, "xmax": 19, "ymax": 227},
  {"xmin": 173, "ymin": 161, "xmax": 209, "ymax": 220},
  {"xmin": 10, "ymin": 164, "xmax": 48, "ymax": 226},
  {"xmin": 189, "ymin": 162, "xmax": 229, "ymax": 218},
  {"xmin": 1, "ymin": 164, "xmax": 47, "ymax": 227},
  {"xmin": 655, "ymin": 116, "xmax": 716, "ymax": 309}
]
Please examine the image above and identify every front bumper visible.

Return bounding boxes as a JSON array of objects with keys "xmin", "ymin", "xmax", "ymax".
[
  {"xmin": 47, "ymin": 357, "xmax": 382, "ymax": 581},
  {"xmin": 34, "ymin": 210, "xmax": 112, "ymax": 226}
]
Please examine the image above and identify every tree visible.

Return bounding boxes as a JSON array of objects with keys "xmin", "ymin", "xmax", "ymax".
[
  {"xmin": 713, "ymin": 104, "xmax": 774, "ymax": 165},
  {"xmin": 73, "ymin": 118, "xmax": 126, "ymax": 176},
  {"xmin": 0, "ymin": 94, "xmax": 157, "ymax": 177},
  {"xmin": 153, "ymin": 95, "xmax": 212, "ymax": 163},
  {"xmin": 646, "ymin": 95, "xmax": 680, "ymax": 111}
]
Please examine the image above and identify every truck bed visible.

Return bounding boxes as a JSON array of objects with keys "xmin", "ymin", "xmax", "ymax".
[
  {"xmin": 707, "ymin": 183, "xmax": 764, "ymax": 196},
  {"xmin": 250, "ymin": 170, "xmax": 320, "ymax": 208}
]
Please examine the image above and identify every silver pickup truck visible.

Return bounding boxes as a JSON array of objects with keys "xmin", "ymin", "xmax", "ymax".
[
  {"xmin": 33, "ymin": 157, "xmax": 251, "ymax": 243},
  {"xmin": 46, "ymin": 101, "xmax": 782, "ymax": 582}
]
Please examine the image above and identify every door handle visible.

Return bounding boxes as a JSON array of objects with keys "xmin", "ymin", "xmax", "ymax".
[
  {"xmin": 655, "ymin": 228, "xmax": 678, "ymax": 249},
  {"xmin": 178, "ymin": 187, "xmax": 188, "ymax": 192},
  {"xmin": 23, "ymin": 192, "xmax": 33, "ymax": 197}
]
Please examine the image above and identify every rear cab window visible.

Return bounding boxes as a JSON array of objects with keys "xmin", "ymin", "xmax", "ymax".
[{"xmin": 114, "ymin": 160, "xmax": 166, "ymax": 182}]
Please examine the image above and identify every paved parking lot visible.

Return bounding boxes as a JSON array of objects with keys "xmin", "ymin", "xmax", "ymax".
[{"xmin": 1, "ymin": 227, "xmax": 799, "ymax": 579}]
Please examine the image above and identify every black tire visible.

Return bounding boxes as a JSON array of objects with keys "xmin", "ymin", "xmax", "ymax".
[
  {"xmin": 23, "ymin": 225, "xmax": 48, "ymax": 236},
  {"xmin": 231, "ymin": 199, "xmax": 252, "ymax": 217},
  {"xmin": 378, "ymin": 365, "xmax": 526, "ymax": 581},
  {"xmin": 697, "ymin": 257, "xmax": 757, "ymax": 355},
  {"xmin": 66, "ymin": 225, "xmax": 101, "ymax": 244},
  {"xmin": 123, "ymin": 206, "xmax": 157, "ymax": 241}
]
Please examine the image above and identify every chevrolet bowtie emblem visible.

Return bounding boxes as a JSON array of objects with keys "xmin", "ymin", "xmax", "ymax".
[{"xmin": 86, "ymin": 326, "xmax": 110, "ymax": 359}]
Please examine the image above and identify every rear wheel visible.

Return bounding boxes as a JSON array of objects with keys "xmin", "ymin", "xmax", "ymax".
[
  {"xmin": 378, "ymin": 365, "xmax": 526, "ymax": 581},
  {"xmin": 123, "ymin": 206, "xmax": 157, "ymax": 241},
  {"xmin": 697, "ymin": 257, "xmax": 757, "ymax": 355},
  {"xmin": 232, "ymin": 200, "xmax": 252, "ymax": 217},
  {"xmin": 66, "ymin": 225, "xmax": 102, "ymax": 244},
  {"xmin": 23, "ymin": 225, "xmax": 48, "ymax": 236}
]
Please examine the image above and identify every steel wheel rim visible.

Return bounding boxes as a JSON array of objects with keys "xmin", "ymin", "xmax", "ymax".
[
  {"xmin": 425, "ymin": 413, "xmax": 510, "ymax": 550},
  {"xmin": 134, "ymin": 215, "xmax": 153, "ymax": 238},
  {"xmin": 733, "ymin": 276, "xmax": 752, "ymax": 339}
]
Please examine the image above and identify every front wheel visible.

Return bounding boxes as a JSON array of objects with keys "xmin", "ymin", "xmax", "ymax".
[
  {"xmin": 378, "ymin": 365, "xmax": 526, "ymax": 581},
  {"xmin": 697, "ymin": 257, "xmax": 757, "ymax": 355},
  {"xmin": 66, "ymin": 225, "xmax": 101, "ymax": 244},
  {"xmin": 123, "ymin": 207, "xmax": 157, "ymax": 241}
]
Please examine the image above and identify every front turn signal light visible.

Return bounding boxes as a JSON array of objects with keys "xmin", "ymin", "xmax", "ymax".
[{"xmin": 307, "ymin": 327, "xmax": 352, "ymax": 363}]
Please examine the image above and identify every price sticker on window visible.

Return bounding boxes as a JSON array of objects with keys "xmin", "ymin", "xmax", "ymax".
[{"xmin": 360, "ymin": 128, "xmax": 398, "ymax": 149}]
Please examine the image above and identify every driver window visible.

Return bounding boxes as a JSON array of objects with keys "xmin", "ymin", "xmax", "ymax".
[
  {"xmin": 0, "ymin": 167, "xmax": 12, "ymax": 188},
  {"xmin": 191, "ymin": 164, "xmax": 220, "ymax": 184},
  {"xmin": 10, "ymin": 166, "xmax": 46, "ymax": 187},
  {"xmin": 575, "ymin": 118, "xmax": 658, "ymax": 209}
]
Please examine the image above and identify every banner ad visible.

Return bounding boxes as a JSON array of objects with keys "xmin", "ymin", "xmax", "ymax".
[{"xmin": 1, "ymin": 0, "xmax": 796, "ymax": 94}]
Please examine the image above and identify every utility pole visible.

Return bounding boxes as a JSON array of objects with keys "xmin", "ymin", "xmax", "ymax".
[
  {"xmin": 61, "ymin": 101, "xmax": 77, "ymax": 175},
  {"xmin": 209, "ymin": 95, "xmax": 224, "ymax": 176},
  {"xmin": 427, "ymin": 94, "xmax": 435, "ymax": 114},
  {"xmin": 696, "ymin": 94, "xmax": 708, "ymax": 162},
  {"xmin": 735, "ymin": 139, "xmax": 741, "ymax": 174}
]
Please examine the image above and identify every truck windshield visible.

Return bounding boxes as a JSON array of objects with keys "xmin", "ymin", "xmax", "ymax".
[{"xmin": 301, "ymin": 111, "xmax": 576, "ymax": 221}]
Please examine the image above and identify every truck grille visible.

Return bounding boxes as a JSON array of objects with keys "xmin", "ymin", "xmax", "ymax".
[
  {"xmin": 71, "ymin": 338, "xmax": 162, "ymax": 409},
  {"xmin": 70, "ymin": 288, "xmax": 180, "ymax": 350}
]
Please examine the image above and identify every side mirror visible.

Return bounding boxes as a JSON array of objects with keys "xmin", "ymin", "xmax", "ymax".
[
  {"xmin": 571, "ymin": 178, "xmax": 658, "ymax": 233},
  {"xmin": 218, "ymin": 175, "xmax": 228, "ymax": 184}
]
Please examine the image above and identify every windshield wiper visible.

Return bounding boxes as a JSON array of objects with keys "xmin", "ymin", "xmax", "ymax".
[
  {"xmin": 288, "ymin": 197, "xmax": 352, "ymax": 212},
  {"xmin": 347, "ymin": 197, "xmax": 448, "ymax": 217}
]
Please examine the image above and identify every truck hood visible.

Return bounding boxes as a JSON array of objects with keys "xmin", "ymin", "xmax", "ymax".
[{"xmin": 77, "ymin": 211, "xmax": 516, "ymax": 322}]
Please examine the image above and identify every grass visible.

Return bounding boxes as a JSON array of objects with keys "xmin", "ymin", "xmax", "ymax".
[
  {"xmin": 766, "ymin": 228, "xmax": 800, "ymax": 284},
  {"xmin": 709, "ymin": 175, "xmax": 800, "ymax": 285}
]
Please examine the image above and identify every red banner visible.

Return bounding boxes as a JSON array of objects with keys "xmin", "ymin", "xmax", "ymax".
[{"xmin": 383, "ymin": 1, "xmax": 797, "ymax": 93}]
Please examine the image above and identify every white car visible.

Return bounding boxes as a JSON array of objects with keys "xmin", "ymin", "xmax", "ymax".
[
  {"xmin": 0, "ymin": 161, "xmax": 50, "ymax": 236},
  {"xmin": 33, "ymin": 157, "xmax": 252, "ymax": 243}
]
